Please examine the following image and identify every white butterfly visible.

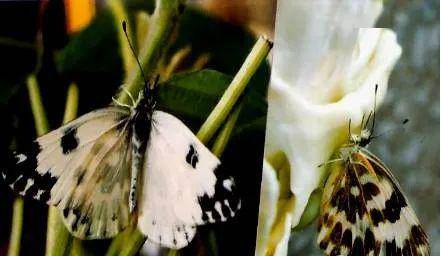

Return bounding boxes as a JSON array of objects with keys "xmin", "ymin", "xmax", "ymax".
[{"xmin": 2, "ymin": 82, "xmax": 240, "ymax": 249}]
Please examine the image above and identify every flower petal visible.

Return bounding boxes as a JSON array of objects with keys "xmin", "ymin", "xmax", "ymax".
[{"xmin": 255, "ymin": 160, "xmax": 280, "ymax": 256}]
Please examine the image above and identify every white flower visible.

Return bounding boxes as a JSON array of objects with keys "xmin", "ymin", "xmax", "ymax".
[{"xmin": 256, "ymin": 0, "xmax": 402, "ymax": 255}]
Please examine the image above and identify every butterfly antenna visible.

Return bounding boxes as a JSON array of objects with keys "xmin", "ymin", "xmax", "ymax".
[
  {"xmin": 370, "ymin": 118, "xmax": 410, "ymax": 141},
  {"xmin": 360, "ymin": 113, "xmax": 366, "ymax": 130},
  {"xmin": 364, "ymin": 111, "xmax": 372, "ymax": 131},
  {"xmin": 122, "ymin": 21, "xmax": 149, "ymax": 92},
  {"xmin": 370, "ymin": 84, "xmax": 378, "ymax": 138}
]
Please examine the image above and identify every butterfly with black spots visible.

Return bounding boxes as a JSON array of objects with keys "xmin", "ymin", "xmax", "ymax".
[
  {"xmin": 317, "ymin": 85, "xmax": 429, "ymax": 255},
  {"xmin": 2, "ymin": 78, "xmax": 240, "ymax": 249}
]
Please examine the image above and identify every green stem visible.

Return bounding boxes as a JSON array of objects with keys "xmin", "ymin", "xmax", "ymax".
[
  {"xmin": 27, "ymin": 75, "xmax": 49, "ymax": 135},
  {"xmin": 211, "ymin": 102, "xmax": 243, "ymax": 157},
  {"xmin": 70, "ymin": 238, "xmax": 90, "ymax": 256},
  {"xmin": 7, "ymin": 198, "xmax": 23, "ymax": 256},
  {"xmin": 108, "ymin": 0, "xmax": 135, "ymax": 75},
  {"xmin": 46, "ymin": 84, "xmax": 79, "ymax": 256},
  {"xmin": 196, "ymin": 37, "xmax": 271, "ymax": 144},
  {"xmin": 7, "ymin": 75, "xmax": 50, "ymax": 256},
  {"xmin": 117, "ymin": 0, "xmax": 184, "ymax": 105},
  {"xmin": 0, "ymin": 37, "xmax": 35, "ymax": 49}
]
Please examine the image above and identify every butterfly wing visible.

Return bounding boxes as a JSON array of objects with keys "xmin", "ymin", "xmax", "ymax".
[
  {"xmin": 137, "ymin": 111, "xmax": 240, "ymax": 249},
  {"xmin": 3, "ymin": 107, "xmax": 133, "ymax": 239},
  {"xmin": 317, "ymin": 149, "xmax": 429, "ymax": 256}
]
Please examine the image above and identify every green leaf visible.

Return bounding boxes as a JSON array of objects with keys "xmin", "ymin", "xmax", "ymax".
[
  {"xmin": 56, "ymin": 9, "xmax": 122, "ymax": 77},
  {"xmin": 158, "ymin": 69, "xmax": 267, "ymax": 133},
  {"xmin": 168, "ymin": 8, "xmax": 271, "ymax": 95}
]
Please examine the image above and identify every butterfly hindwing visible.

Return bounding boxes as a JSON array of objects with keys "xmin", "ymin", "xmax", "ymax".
[
  {"xmin": 137, "ymin": 111, "xmax": 240, "ymax": 249},
  {"xmin": 3, "ymin": 107, "xmax": 133, "ymax": 239},
  {"xmin": 317, "ymin": 149, "xmax": 429, "ymax": 256}
]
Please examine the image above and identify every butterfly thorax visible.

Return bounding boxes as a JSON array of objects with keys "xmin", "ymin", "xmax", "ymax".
[{"xmin": 350, "ymin": 128, "xmax": 372, "ymax": 148}]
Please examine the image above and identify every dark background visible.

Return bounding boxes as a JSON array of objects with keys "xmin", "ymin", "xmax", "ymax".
[{"xmin": 0, "ymin": 1, "xmax": 270, "ymax": 255}]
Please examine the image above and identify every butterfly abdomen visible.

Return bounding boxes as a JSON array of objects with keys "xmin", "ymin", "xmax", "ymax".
[{"xmin": 129, "ymin": 112, "xmax": 152, "ymax": 212}]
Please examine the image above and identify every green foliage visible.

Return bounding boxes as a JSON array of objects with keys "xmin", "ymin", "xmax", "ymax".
[{"xmin": 158, "ymin": 69, "xmax": 267, "ymax": 132}]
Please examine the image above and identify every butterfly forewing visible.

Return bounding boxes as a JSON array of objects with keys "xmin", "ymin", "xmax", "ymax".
[
  {"xmin": 3, "ymin": 101, "xmax": 241, "ymax": 247},
  {"xmin": 3, "ymin": 107, "xmax": 133, "ymax": 239},
  {"xmin": 317, "ymin": 149, "xmax": 429, "ymax": 256},
  {"xmin": 137, "ymin": 111, "xmax": 240, "ymax": 249}
]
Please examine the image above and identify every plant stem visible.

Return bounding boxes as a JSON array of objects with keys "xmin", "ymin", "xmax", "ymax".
[
  {"xmin": 45, "ymin": 84, "xmax": 79, "ymax": 256},
  {"xmin": 117, "ymin": 0, "xmax": 184, "ymax": 105},
  {"xmin": 7, "ymin": 198, "xmax": 23, "ymax": 256},
  {"xmin": 7, "ymin": 75, "xmax": 50, "ymax": 256},
  {"xmin": 196, "ymin": 37, "xmax": 272, "ymax": 143},
  {"xmin": 27, "ymin": 75, "xmax": 49, "ymax": 135},
  {"xmin": 108, "ymin": 0, "xmax": 135, "ymax": 74},
  {"xmin": 211, "ymin": 101, "xmax": 243, "ymax": 157},
  {"xmin": 63, "ymin": 84, "xmax": 80, "ymax": 123}
]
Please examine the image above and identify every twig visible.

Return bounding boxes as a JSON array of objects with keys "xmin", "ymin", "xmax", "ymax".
[
  {"xmin": 45, "ymin": 84, "xmax": 79, "ymax": 256},
  {"xmin": 7, "ymin": 199, "xmax": 23, "ymax": 256},
  {"xmin": 117, "ymin": 0, "xmax": 185, "ymax": 105},
  {"xmin": 211, "ymin": 101, "xmax": 244, "ymax": 157},
  {"xmin": 108, "ymin": 0, "xmax": 135, "ymax": 74},
  {"xmin": 196, "ymin": 37, "xmax": 272, "ymax": 143},
  {"xmin": 6, "ymin": 74, "xmax": 50, "ymax": 256}
]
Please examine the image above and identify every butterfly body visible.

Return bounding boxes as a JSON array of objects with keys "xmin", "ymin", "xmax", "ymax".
[
  {"xmin": 2, "ymin": 86, "xmax": 240, "ymax": 248},
  {"xmin": 317, "ymin": 125, "xmax": 429, "ymax": 255},
  {"xmin": 127, "ymin": 91, "xmax": 155, "ymax": 212}
]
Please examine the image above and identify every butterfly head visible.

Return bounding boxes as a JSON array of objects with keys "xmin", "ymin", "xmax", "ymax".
[
  {"xmin": 131, "ymin": 76, "xmax": 159, "ymax": 117},
  {"xmin": 350, "ymin": 120, "xmax": 373, "ymax": 148},
  {"xmin": 348, "ymin": 84, "xmax": 379, "ymax": 149}
]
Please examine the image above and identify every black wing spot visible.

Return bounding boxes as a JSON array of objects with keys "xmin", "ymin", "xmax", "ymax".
[
  {"xmin": 364, "ymin": 228, "xmax": 376, "ymax": 253},
  {"xmin": 370, "ymin": 208, "xmax": 384, "ymax": 226},
  {"xmin": 330, "ymin": 247, "xmax": 340, "ymax": 256},
  {"xmin": 61, "ymin": 127, "xmax": 79, "ymax": 154},
  {"xmin": 330, "ymin": 222, "xmax": 342, "ymax": 243},
  {"xmin": 383, "ymin": 190, "xmax": 407, "ymax": 223},
  {"xmin": 411, "ymin": 225, "xmax": 428, "ymax": 246},
  {"xmin": 3, "ymin": 142, "xmax": 57, "ymax": 201},
  {"xmin": 362, "ymin": 182, "xmax": 380, "ymax": 200},
  {"xmin": 63, "ymin": 208, "xmax": 69, "ymax": 218},
  {"xmin": 319, "ymin": 240, "xmax": 328, "ymax": 250},
  {"xmin": 352, "ymin": 237, "xmax": 365, "ymax": 255},
  {"xmin": 185, "ymin": 144, "xmax": 199, "ymax": 169},
  {"xmin": 341, "ymin": 229, "xmax": 353, "ymax": 248},
  {"xmin": 197, "ymin": 164, "xmax": 240, "ymax": 223}
]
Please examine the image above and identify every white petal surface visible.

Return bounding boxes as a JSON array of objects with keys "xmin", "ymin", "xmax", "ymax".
[{"xmin": 266, "ymin": 0, "xmax": 402, "ymax": 229}]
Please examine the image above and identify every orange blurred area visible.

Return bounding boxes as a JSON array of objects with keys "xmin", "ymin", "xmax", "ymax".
[
  {"xmin": 189, "ymin": 0, "xmax": 276, "ymax": 39},
  {"xmin": 64, "ymin": 0, "xmax": 96, "ymax": 34}
]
